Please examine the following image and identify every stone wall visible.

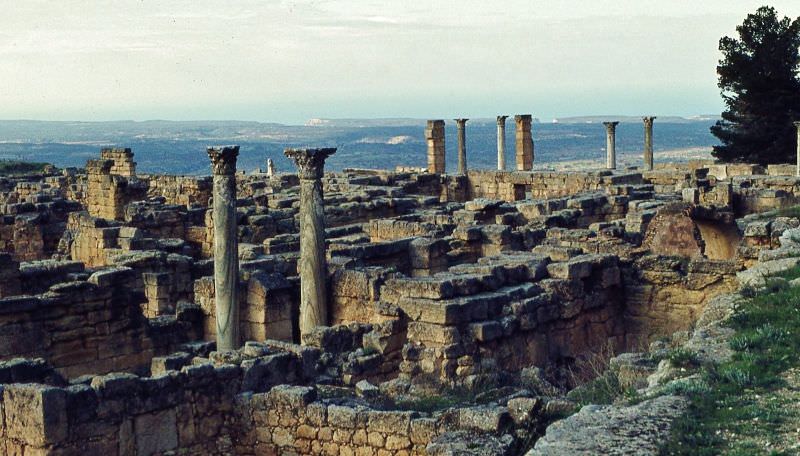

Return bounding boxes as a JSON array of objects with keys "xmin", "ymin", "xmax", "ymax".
[
  {"xmin": 0, "ymin": 357, "xmax": 518, "ymax": 456},
  {"xmin": 0, "ymin": 192, "xmax": 80, "ymax": 261},
  {"xmin": 85, "ymin": 159, "xmax": 147, "ymax": 221},
  {"xmin": 381, "ymin": 252, "xmax": 626, "ymax": 385},
  {"xmin": 100, "ymin": 147, "xmax": 137, "ymax": 176},
  {"xmin": 145, "ymin": 174, "xmax": 212, "ymax": 206},
  {"xmin": 0, "ymin": 267, "xmax": 201, "ymax": 378},
  {"xmin": 194, "ymin": 257, "xmax": 298, "ymax": 343},
  {"xmin": 466, "ymin": 170, "xmax": 643, "ymax": 202},
  {"xmin": 0, "ymin": 253, "xmax": 21, "ymax": 298},
  {"xmin": 622, "ymin": 255, "xmax": 740, "ymax": 343},
  {"xmin": 238, "ymin": 386, "xmax": 441, "ymax": 456},
  {"xmin": 330, "ymin": 267, "xmax": 397, "ymax": 325}
]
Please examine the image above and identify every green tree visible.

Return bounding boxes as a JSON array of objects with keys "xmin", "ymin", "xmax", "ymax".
[{"xmin": 711, "ymin": 6, "xmax": 800, "ymax": 164}]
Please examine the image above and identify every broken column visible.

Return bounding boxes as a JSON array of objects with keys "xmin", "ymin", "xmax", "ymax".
[
  {"xmin": 207, "ymin": 145, "xmax": 240, "ymax": 350},
  {"xmin": 266, "ymin": 158, "xmax": 276, "ymax": 177},
  {"xmin": 515, "ymin": 114, "xmax": 534, "ymax": 171},
  {"xmin": 425, "ymin": 120, "xmax": 446, "ymax": 174},
  {"xmin": 643, "ymin": 117, "xmax": 656, "ymax": 171},
  {"xmin": 795, "ymin": 121, "xmax": 800, "ymax": 177},
  {"xmin": 604, "ymin": 121, "xmax": 619, "ymax": 170},
  {"xmin": 455, "ymin": 118, "xmax": 468, "ymax": 174},
  {"xmin": 284, "ymin": 147, "xmax": 336, "ymax": 341},
  {"xmin": 497, "ymin": 115, "xmax": 508, "ymax": 171}
]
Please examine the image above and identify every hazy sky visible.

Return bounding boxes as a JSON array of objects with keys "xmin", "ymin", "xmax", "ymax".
[{"xmin": 1, "ymin": 1, "xmax": 799, "ymax": 124}]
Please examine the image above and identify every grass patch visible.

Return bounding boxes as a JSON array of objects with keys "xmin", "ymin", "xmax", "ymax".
[
  {"xmin": 393, "ymin": 378, "xmax": 500, "ymax": 413},
  {"xmin": 566, "ymin": 370, "xmax": 639, "ymax": 406},
  {"xmin": 0, "ymin": 159, "xmax": 49, "ymax": 175},
  {"xmin": 775, "ymin": 205, "xmax": 800, "ymax": 219},
  {"xmin": 660, "ymin": 273, "xmax": 800, "ymax": 455},
  {"xmin": 665, "ymin": 348, "xmax": 701, "ymax": 369}
]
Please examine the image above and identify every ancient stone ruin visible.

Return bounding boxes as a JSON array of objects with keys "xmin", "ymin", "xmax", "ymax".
[{"xmin": 2, "ymin": 121, "xmax": 800, "ymax": 455}]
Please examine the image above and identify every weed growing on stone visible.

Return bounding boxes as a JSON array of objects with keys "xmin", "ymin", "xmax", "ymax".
[
  {"xmin": 775, "ymin": 205, "xmax": 800, "ymax": 219},
  {"xmin": 665, "ymin": 348, "xmax": 701, "ymax": 369},
  {"xmin": 564, "ymin": 342, "xmax": 643, "ymax": 406},
  {"xmin": 660, "ymin": 267, "xmax": 800, "ymax": 455}
]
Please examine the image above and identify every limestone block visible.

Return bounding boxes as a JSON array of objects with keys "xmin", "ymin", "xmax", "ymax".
[
  {"xmin": 385, "ymin": 277, "xmax": 455, "ymax": 300},
  {"xmin": 546, "ymin": 258, "xmax": 592, "ymax": 280},
  {"xmin": 328, "ymin": 405, "xmax": 361, "ymax": 429},
  {"xmin": 367, "ymin": 410, "xmax": 414, "ymax": 434},
  {"xmin": 134, "ymin": 409, "xmax": 178, "ymax": 456},
  {"xmin": 3, "ymin": 384, "xmax": 67, "ymax": 446},
  {"xmin": 457, "ymin": 405, "xmax": 511, "ymax": 432},
  {"xmin": 468, "ymin": 321, "xmax": 503, "ymax": 342}
]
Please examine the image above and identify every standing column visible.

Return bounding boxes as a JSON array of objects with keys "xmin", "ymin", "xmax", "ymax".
[
  {"xmin": 795, "ymin": 121, "xmax": 800, "ymax": 177},
  {"xmin": 207, "ymin": 145, "xmax": 240, "ymax": 350},
  {"xmin": 284, "ymin": 147, "xmax": 336, "ymax": 342},
  {"xmin": 604, "ymin": 121, "xmax": 619, "ymax": 170},
  {"xmin": 455, "ymin": 118, "xmax": 468, "ymax": 174},
  {"xmin": 425, "ymin": 120, "xmax": 446, "ymax": 174},
  {"xmin": 643, "ymin": 117, "xmax": 656, "ymax": 171},
  {"xmin": 515, "ymin": 114, "xmax": 534, "ymax": 171},
  {"xmin": 497, "ymin": 115, "xmax": 508, "ymax": 171}
]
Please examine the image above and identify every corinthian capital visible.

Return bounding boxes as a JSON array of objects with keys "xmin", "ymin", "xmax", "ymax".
[
  {"xmin": 207, "ymin": 145, "xmax": 240, "ymax": 175},
  {"xmin": 285, "ymin": 148, "xmax": 337, "ymax": 180}
]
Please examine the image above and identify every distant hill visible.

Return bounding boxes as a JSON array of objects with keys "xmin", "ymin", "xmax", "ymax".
[
  {"xmin": 0, "ymin": 118, "xmax": 719, "ymax": 175},
  {"xmin": 553, "ymin": 115, "xmax": 721, "ymax": 124}
]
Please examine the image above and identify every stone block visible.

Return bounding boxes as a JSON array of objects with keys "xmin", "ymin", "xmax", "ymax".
[
  {"xmin": 468, "ymin": 321, "xmax": 503, "ymax": 342},
  {"xmin": 134, "ymin": 409, "xmax": 178, "ymax": 456},
  {"xmin": 368, "ymin": 410, "xmax": 415, "ymax": 434},
  {"xmin": 3, "ymin": 384, "xmax": 68, "ymax": 446},
  {"xmin": 546, "ymin": 258, "xmax": 592, "ymax": 280},
  {"xmin": 457, "ymin": 405, "xmax": 511, "ymax": 433}
]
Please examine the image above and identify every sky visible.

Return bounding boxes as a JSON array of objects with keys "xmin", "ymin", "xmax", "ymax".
[{"xmin": 1, "ymin": 0, "xmax": 799, "ymax": 124}]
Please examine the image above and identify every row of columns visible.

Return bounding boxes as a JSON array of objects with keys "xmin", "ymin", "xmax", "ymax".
[
  {"xmin": 429, "ymin": 116, "xmax": 657, "ymax": 173},
  {"xmin": 427, "ymin": 115, "xmax": 535, "ymax": 175},
  {"xmin": 604, "ymin": 117, "xmax": 656, "ymax": 170},
  {"xmin": 208, "ymin": 145, "xmax": 335, "ymax": 350}
]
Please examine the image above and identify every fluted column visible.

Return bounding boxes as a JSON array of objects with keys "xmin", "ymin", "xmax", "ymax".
[
  {"xmin": 266, "ymin": 158, "xmax": 276, "ymax": 177},
  {"xmin": 604, "ymin": 121, "xmax": 619, "ymax": 170},
  {"xmin": 425, "ymin": 120, "xmax": 445, "ymax": 174},
  {"xmin": 515, "ymin": 115, "xmax": 534, "ymax": 171},
  {"xmin": 284, "ymin": 147, "xmax": 336, "ymax": 342},
  {"xmin": 454, "ymin": 118, "xmax": 468, "ymax": 175},
  {"xmin": 497, "ymin": 116, "xmax": 508, "ymax": 171},
  {"xmin": 643, "ymin": 117, "xmax": 656, "ymax": 171},
  {"xmin": 207, "ymin": 145, "xmax": 240, "ymax": 350},
  {"xmin": 795, "ymin": 122, "xmax": 800, "ymax": 177}
]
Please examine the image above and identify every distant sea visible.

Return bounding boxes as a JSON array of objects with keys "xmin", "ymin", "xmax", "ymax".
[{"xmin": 0, "ymin": 120, "xmax": 718, "ymax": 175}]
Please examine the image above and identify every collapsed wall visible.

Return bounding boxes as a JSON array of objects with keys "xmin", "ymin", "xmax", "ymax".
[{"xmin": 0, "ymin": 267, "xmax": 201, "ymax": 378}]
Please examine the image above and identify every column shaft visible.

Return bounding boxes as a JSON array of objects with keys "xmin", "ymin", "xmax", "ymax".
[
  {"xmin": 425, "ymin": 120, "xmax": 445, "ymax": 174},
  {"xmin": 455, "ymin": 118, "xmax": 468, "ymax": 174},
  {"xmin": 207, "ymin": 145, "xmax": 240, "ymax": 350},
  {"xmin": 497, "ymin": 116, "xmax": 508, "ymax": 171},
  {"xmin": 285, "ymin": 148, "xmax": 336, "ymax": 342},
  {"xmin": 604, "ymin": 122, "xmax": 619, "ymax": 170},
  {"xmin": 515, "ymin": 115, "xmax": 534, "ymax": 171},
  {"xmin": 299, "ymin": 177, "xmax": 326, "ymax": 336},
  {"xmin": 643, "ymin": 117, "xmax": 656, "ymax": 171},
  {"xmin": 795, "ymin": 122, "xmax": 800, "ymax": 177}
]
